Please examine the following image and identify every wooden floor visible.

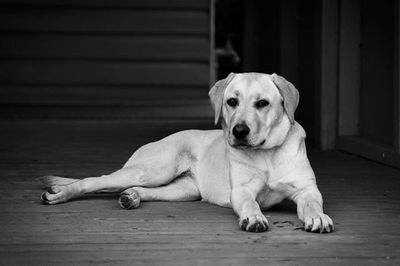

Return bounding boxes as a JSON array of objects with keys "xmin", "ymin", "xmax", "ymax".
[{"xmin": 0, "ymin": 120, "xmax": 399, "ymax": 265}]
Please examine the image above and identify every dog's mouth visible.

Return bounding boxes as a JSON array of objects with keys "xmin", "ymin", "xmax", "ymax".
[{"xmin": 232, "ymin": 139, "xmax": 266, "ymax": 149}]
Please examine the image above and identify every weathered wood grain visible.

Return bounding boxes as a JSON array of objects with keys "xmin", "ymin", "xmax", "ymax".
[
  {"xmin": 0, "ymin": 120, "xmax": 399, "ymax": 265},
  {"xmin": 0, "ymin": 61, "xmax": 209, "ymax": 86},
  {"xmin": 0, "ymin": 85, "xmax": 208, "ymax": 105},
  {"xmin": 0, "ymin": 0, "xmax": 212, "ymax": 120},
  {"xmin": 0, "ymin": 8, "xmax": 208, "ymax": 35},
  {"xmin": 0, "ymin": 0, "xmax": 209, "ymax": 10},
  {"xmin": 0, "ymin": 35, "xmax": 209, "ymax": 61}
]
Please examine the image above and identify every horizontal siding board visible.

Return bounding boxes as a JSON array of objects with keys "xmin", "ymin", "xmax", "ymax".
[
  {"xmin": 0, "ymin": 34, "xmax": 209, "ymax": 61},
  {"xmin": 0, "ymin": 8, "xmax": 209, "ymax": 35},
  {"xmin": 0, "ymin": 0, "xmax": 209, "ymax": 9},
  {"xmin": 0, "ymin": 61, "xmax": 209, "ymax": 86},
  {"xmin": 0, "ymin": 104, "xmax": 213, "ymax": 120},
  {"xmin": 0, "ymin": 85, "xmax": 209, "ymax": 105}
]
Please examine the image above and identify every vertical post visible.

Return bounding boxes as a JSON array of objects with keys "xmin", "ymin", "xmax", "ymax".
[
  {"xmin": 209, "ymin": 0, "xmax": 216, "ymax": 86},
  {"xmin": 318, "ymin": 0, "xmax": 339, "ymax": 150},
  {"xmin": 338, "ymin": 0, "xmax": 360, "ymax": 137},
  {"xmin": 395, "ymin": 0, "xmax": 400, "ymax": 152}
]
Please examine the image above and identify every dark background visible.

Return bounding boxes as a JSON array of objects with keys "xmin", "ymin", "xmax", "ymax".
[{"xmin": 0, "ymin": 0, "xmax": 399, "ymax": 166}]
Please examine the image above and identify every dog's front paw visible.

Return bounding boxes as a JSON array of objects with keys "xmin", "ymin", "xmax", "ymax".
[
  {"xmin": 239, "ymin": 215, "xmax": 269, "ymax": 233},
  {"xmin": 304, "ymin": 213, "xmax": 334, "ymax": 233}
]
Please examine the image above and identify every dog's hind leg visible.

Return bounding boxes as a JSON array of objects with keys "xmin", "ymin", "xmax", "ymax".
[
  {"xmin": 38, "ymin": 176, "xmax": 79, "ymax": 187},
  {"xmin": 41, "ymin": 164, "xmax": 187, "ymax": 205},
  {"xmin": 40, "ymin": 165, "xmax": 175, "ymax": 205},
  {"xmin": 118, "ymin": 174, "xmax": 200, "ymax": 209},
  {"xmin": 40, "ymin": 140, "xmax": 193, "ymax": 205}
]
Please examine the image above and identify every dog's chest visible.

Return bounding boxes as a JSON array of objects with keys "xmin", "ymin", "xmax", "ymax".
[
  {"xmin": 254, "ymin": 150, "xmax": 299, "ymax": 186},
  {"xmin": 257, "ymin": 179, "xmax": 296, "ymax": 209},
  {"xmin": 255, "ymin": 157, "xmax": 299, "ymax": 207}
]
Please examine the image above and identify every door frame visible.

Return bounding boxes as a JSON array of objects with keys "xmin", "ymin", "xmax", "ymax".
[{"xmin": 331, "ymin": 0, "xmax": 400, "ymax": 168}]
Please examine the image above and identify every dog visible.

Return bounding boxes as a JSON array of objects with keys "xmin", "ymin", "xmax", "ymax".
[{"xmin": 39, "ymin": 72, "xmax": 334, "ymax": 233}]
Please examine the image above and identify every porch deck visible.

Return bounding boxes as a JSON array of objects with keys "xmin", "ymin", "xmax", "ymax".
[{"xmin": 0, "ymin": 120, "xmax": 399, "ymax": 265}]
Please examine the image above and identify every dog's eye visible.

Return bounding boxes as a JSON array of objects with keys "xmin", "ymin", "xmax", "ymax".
[
  {"xmin": 255, "ymin": 99, "xmax": 269, "ymax": 109},
  {"xmin": 226, "ymin": 98, "xmax": 238, "ymax": 107}
]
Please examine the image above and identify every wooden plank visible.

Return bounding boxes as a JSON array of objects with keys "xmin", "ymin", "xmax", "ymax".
[
  {"xmin": 0, "ymin": 120, "xmax": 216, "ymax": 166},
  {"xmin": 0, "ymin": 103, "xmax": 214, "ymax": 120},
  {"xmin": 0, "ymin": 85, "xmax": 208, "ymax": 105},
  {"xmin": 0, "ymin": 8, "xmax": 209, "ymax": 35},
  {"xmin": 0, "ymin": 0, "xmax": 209, "ymax": 9},
  {"xmin": 0, "ymin": 34, "xmax": 209, "ymax": 61},
  {"xmin": 0, "ymin": 61, "xmax": 209, "ymax": 86},
  {"xmin": 0, "ymin": 252, "xmax": 398, "ymax": 266},
  {"xmin": 337, "ymin": 136, "xmax": 400, "ymax": 168},
  {"xmin": 338, "ymin": 0, "xmax": 360, "ymax": 136},
  {"xmin": 0, "ymin": 235, "xmax": 398, "ymax": 255}
]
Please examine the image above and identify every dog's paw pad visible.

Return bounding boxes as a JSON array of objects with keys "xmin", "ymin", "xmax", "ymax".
[
  {"xmin": 240, "ymin": 217, "xmax": 249, "ymax": 231},
  {"xmin": 239, "ymin": 215, "xmax": 269, "ymax": 233},
  {"xmin": 118, "ymin": 190, "xmax": 141, "ymax": 209},
  {"xmin": 248, "ymin": 221, "xmax": 268, "ymax": 232},
  {"xmin": 304, "ymin": 213, "xmax": 334, "ymax": 233}
]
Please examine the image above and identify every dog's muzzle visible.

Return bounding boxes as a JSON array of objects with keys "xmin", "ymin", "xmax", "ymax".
[{"xmin": 232, "ymin": 123, "xmax": 266, "ymax": 149}]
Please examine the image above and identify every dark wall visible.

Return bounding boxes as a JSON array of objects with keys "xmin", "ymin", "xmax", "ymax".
[
  {"xmin": 241, "ymin": 0, "xmax": 281, "ymax": 74},
  {"xmin": 359, "ymin": 0, "xmax": 395, "ymax": 146},
  {"xmin": 217, "ymin": 0, "xmax": 318, "ymax": 144},
  {"xmin": 297, "ymin": 0, "xmax": 318, "ymax": 144}
]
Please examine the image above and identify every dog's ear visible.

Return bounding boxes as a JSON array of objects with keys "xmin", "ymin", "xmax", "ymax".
[
  {"xmin": 270, "ymin": 73, "xmax": 299, "ymax": 125},
  {"xmin": 208, "ymin": 72, "xmax": 236, "ymax": 125}
]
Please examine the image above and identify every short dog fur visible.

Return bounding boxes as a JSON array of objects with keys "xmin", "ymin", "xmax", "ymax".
[{"xmin": 39, "ymin": 72, "xmax": 334, "ymax": 233}]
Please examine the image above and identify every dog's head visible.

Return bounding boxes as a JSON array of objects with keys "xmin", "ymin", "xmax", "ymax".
[{"xmin": 209, "ymin": 72, "xmax": 299, "ymax": 149}]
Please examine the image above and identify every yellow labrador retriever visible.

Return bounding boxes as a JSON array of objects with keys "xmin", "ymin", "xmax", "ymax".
[{"xmin": 40, "ymin": 72, "xmax": 334, "ymax": 233}]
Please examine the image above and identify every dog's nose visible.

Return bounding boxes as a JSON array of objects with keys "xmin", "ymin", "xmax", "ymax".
[{"xmin": 232, "ymin": 124, "xmax": 250, "ymax": 139}]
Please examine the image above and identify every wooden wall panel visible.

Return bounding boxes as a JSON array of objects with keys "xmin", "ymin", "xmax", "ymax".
[
  {"xmin": 0, "ymin": 0, "xmax": 209, "ymax": 9},
  {"xmin": 0, "ymin": 8, "xmax": 208, "ymax": 35},
  {"xmin": 0, "ymin": 0, "xmax": 212, "ymax": 119},
  {"xmin": 0, "ymin": 61, "xmax": 209, "ymax": 86},
  {"xmin": 0, "ymin": 35, "xmax": 209, "ymax": 61},
  {"xmin": 0, "ymin": 86, "xmax": 207, "ymax": 105}
]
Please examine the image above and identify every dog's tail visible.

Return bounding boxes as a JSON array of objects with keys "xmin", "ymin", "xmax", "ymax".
[{"xmin": 37, "ymin": 175, "xmax": 79, "ymax": 188}]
